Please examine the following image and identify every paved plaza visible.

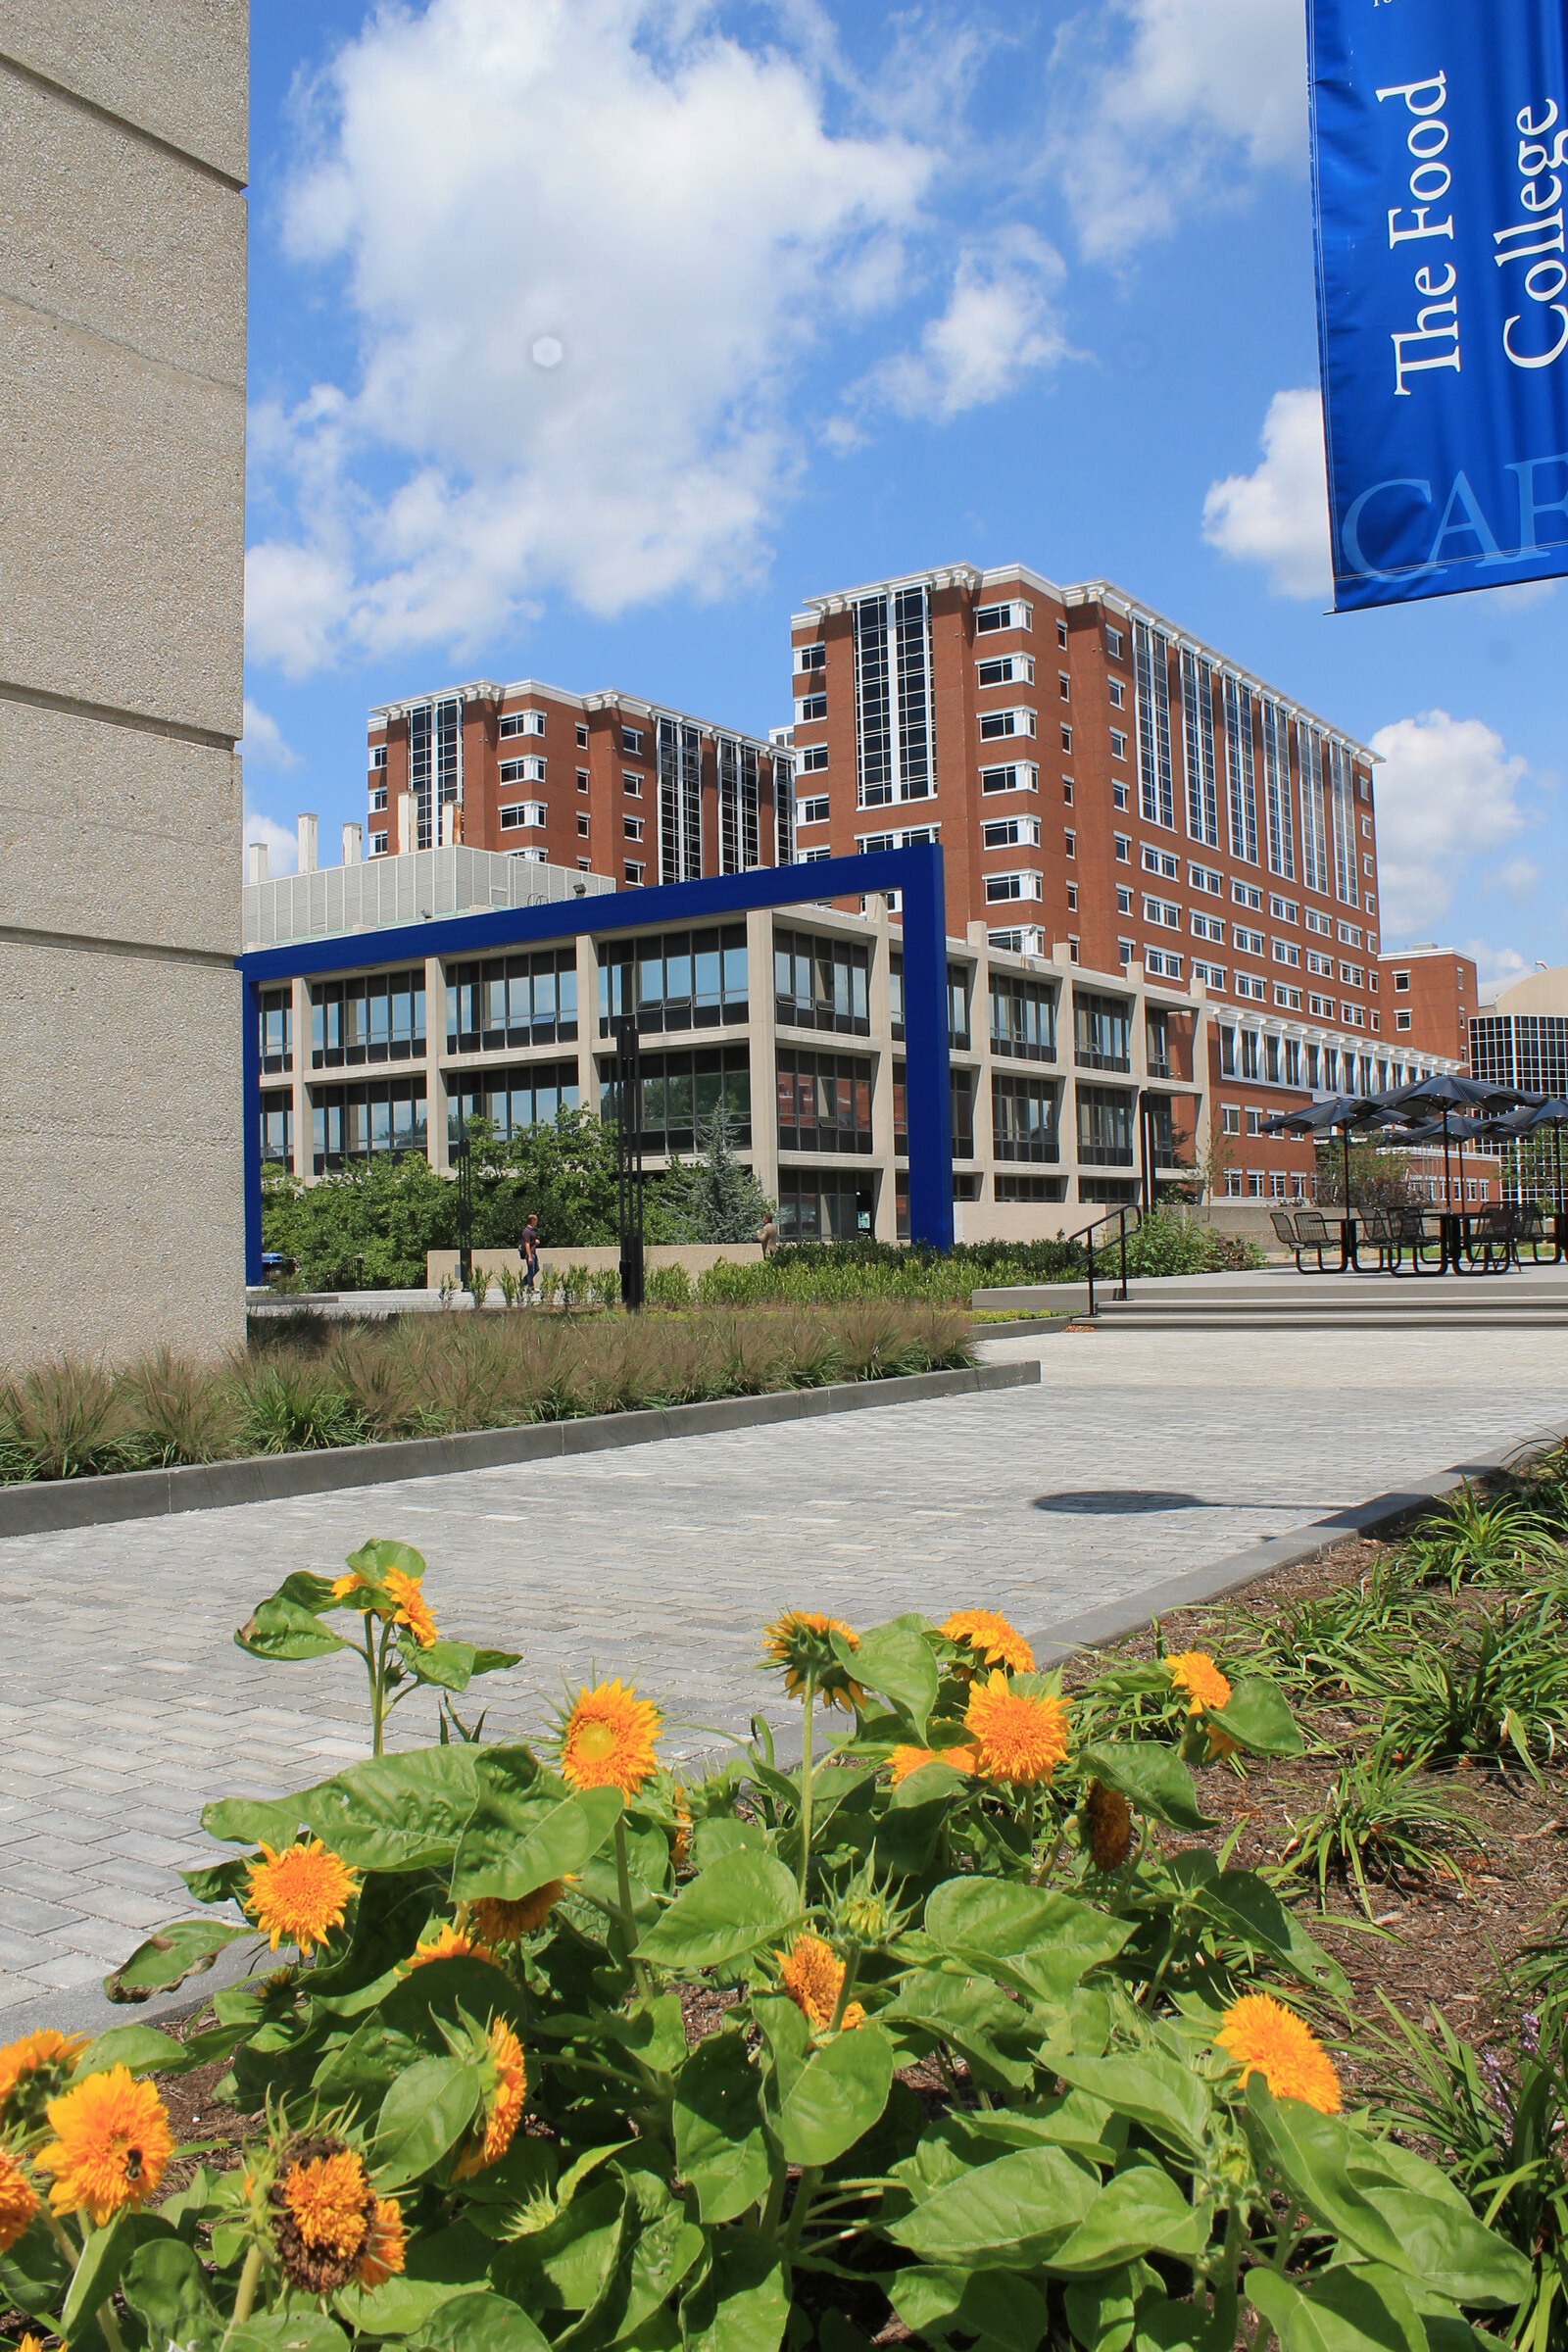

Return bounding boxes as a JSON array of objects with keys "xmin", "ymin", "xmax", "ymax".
[{"xmin": 2, "ymin": 1320, "xmax": 1566, "ymax": 2031}]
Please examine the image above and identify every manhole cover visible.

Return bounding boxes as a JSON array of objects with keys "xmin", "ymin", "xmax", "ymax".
[{"xmin": 1032, "ymin": 1489, "xmax": 1206, "ymax": 1515}]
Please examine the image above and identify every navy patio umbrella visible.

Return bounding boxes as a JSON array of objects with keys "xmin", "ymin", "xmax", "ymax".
[{"xmin": 1259, "ymin": 1094, "xmax": 1392, "ymax": 1212}]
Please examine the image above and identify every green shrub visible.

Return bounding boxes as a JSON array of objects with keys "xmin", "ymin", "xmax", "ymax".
[{"xmin": 645, "ymin": 1261, "xmax": 695, "ymax": 1309}]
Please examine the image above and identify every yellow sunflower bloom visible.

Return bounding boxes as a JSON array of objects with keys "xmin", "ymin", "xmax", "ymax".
[
  {"xmin": 0, "ymin": 2030, "xmax": 87, "ymax": 2129},
  {"xmin": 1166, "ymin": 1649, "xmax": 1232, "ymax": 1716},
  {"xmin": 245, "ymin": 1838, "xmax": 359, "ymax": 1955},
  {"xmin": 357, "ymin": 2194, "xmax": 407, "ymax": 2289},
  {"xmin": 560, "ymin": 1679, "xmax": 662, "ymax": 1797},
  {"xmin": 963, "ymin": 1672, "xmax": 1070, "ymax": 1786},
  {"xmin": 401, "ymin": 1923, "xmax": 502, "ymax": 1973},
  {"xmin": 1215, "ymin": 1993, "xmax": 1342, "ymax": 2114},
  {"xmin": 0, "ymin": 2146, "xmax": 39, "ymax": 2255},
  {"xmin": 271, "ymin": 2137, "xmax": 378, "ymax": 2294},
  {"xmin": 331, "ymin": 1565, "xmax": 439, "ymax": 1648},
  {"xmin": 760, "ymin": 1610, "xmax": 865, "ymax": 1712},
  {"xmin": 453, "ymin": 2019, "xmax": 527, "ymax": 2180},
  {"xmin": 37, "ymin": 2066, "xmax": 173, "ymax": 2226},
  {"xmin": 468, "ymin": 1886, "xmax": 564, "ymax": 1943},
  {"xmin": 776, "ymin": 1933, "xmax": 864, "ymax": 2032},
  {"xmin": 889, "ymin": 1742, "xmax": 978, "ymax": 1786},
  {"xmin": 941, "ymin": 1607, "xmax": 1036, "ymax": 1676}
]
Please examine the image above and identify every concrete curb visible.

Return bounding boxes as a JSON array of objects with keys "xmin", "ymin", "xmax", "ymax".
[
  {"xmin": 1026, "ymin": 1416, "xmax": 1568, "ymax": 1664},
  {"xmin": 0, "ymin": 1358, "xmax": 1041, "ymax": 1542}
]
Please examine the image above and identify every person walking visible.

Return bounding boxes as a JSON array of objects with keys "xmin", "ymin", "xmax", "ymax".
[
  {"xmin": 519, "ymin": 1211, "xmax": 541, "ymax": 1302},
  {"xmin": 756, "ymin": 1209, "xmax": 779, "ymax": 1257}
]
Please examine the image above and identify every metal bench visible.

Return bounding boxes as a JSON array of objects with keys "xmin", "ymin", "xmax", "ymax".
[
  {"xmin": 1462, "ymin": 1203, "xmax": 1519, "ymax": 1275},
  {"xmin": 1283, "ymin": 1207, "xmax": 1347, "ymax": 1273}
]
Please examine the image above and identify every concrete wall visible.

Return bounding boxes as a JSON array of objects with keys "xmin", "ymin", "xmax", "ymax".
[
  {"xmin": 0, "ymin": 2, "xmax": 247, "ymax": 1366},
  {"xmin": 427, "ymin": 1245, "xmax": 765, "ymax": 1286}
]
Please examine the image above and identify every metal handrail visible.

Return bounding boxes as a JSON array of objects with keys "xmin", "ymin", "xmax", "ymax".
[{"xmin": 1064, "ymin": 1201, "xmax": 1144, "ymax": 1317}]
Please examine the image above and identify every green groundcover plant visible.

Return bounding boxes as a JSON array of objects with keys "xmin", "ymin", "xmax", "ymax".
[{"xmin": 0, "ymin": 1558, "xmax": 1532, "ymax": 2352}]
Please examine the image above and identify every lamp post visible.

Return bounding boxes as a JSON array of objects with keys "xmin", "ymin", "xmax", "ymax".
[
  {"xmin": 612, "ymin": 1015, "xmax": 645, "ymax": 1312},
  {"xmin": 454, "ymin": 1124, "xmax": 473, "ymax": 1294}
]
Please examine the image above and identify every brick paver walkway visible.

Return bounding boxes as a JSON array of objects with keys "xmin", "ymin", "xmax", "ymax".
[{"xmin": 2, "ymin": 1324, "xmax": 1565, "ymax": 2029}]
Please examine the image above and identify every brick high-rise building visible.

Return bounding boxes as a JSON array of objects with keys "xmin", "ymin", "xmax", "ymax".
[
  {"xmin": 368, "ymin": 680, "xmax": 793, "ymax": 890},
  {"xmin": 788, "ymin": 564, "xmax": 1390, "ymax": 1193},
  {"xmin": 1377, "ymin": 945, "xmax": 1477, "ymax": 1068}
]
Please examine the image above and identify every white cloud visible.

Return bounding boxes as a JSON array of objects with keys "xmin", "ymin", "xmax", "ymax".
[
  {"xmin": 1201, "ymin": 388, "xmax": 1331, "ymax": 599},
  {"xmin": 1371, "ymin": 710, "xmax": 1532, "ymax": 938},
  {"xmin": 237, "ymin": 697, "xmax": 302, "ymax": 772},
  {"xmin": 1464, "ymin": 940, "xmax": 1529, "ymax": 996},
  {"xmin": 847, "ymin": 227, "xmax": 1069, "ymax": 425},
  {"xmin": 248, "ymin": 0, "xmax": 944, "ymax": 676},
  {"xmin": 1496, "ymin": 856, "xmax": 1543, "ymax": 901},
  {"xmin": 1047, "ymin": 0, "xmax": 1304, "ymax": 261}
]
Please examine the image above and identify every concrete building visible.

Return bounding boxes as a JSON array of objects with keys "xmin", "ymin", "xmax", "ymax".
[
  {"xmin": 245, "ymin": 833, "xmax": 1463, "ymax": 1241},
  {"xmin": 0, "ymin": 3, "xmax": 248, "ymax": 1359},
  {"xmin": 1378, "ymin": 944, "xmax": 1478, "ymax": 1065},
  {"xmin": 1472, "ymin": 965, "xmax": 1568, "ymax": 1096}
]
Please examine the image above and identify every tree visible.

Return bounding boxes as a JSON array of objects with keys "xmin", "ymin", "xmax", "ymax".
[{"xmin": 649, "ymin": 1106, "xmax": 774, "ymax": 1243}]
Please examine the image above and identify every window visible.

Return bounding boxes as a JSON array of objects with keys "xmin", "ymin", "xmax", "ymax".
[
  {"xmin": 1363, "ymin": 856, "xmax": 1375, "ymax": 877},
  {"xmin": 623, "ymin": 771, "xmax": 643, "ymax": 796},
  {"xmin": 978, "ymin": 654, "xmax": 1034, "ymax": 687},
  {"xmin": 577, "ymin": 770, "xmax": 590, "ymax": 794},
  {"xmin": 259, "ymin": 988, "xmax": 293, "ymax": 1075},
  {"xmin": 980, "ymin": 708, "xmax": 1036, "ymax": 740},
  {"xmin": 989, "ymin": 925, "xmax": 1047, "ymax": 956},
  {"xmin": 798, "ymin": 693, "xmax": 827, "ymax": 722},
  {"xmin": 1233, "ymin": 880, "xmax": 1262, "ymax": 909},
  {"xmin": 576, "ymin": 722, "xmax": 589, "ymax": 747},
  {"xmin": 799, "ymin": 796, "xmax": 830, "ymax": 826},
  {"xmin": 776, "ymin": 1050, "xmax": 874, "ymax": 1154},
  {"xmin": 1074, "ymin": 992, "xmax": 1131, "ymax": 1071},
  {"xmin": 1077, "ymin": 1083, "xmax": 1135, "ymax": 1165},
  {"xmin": 982, "ymin": 814, "xmax": 1040, "ymax": 849},
  {"xmin": 1275, "ymin": 984, "xmax": 1302, "ymax": 1010},
  {"xmin": 499, "ymin": 710, "xmax": 546, "ymax": 738},
  {"xmin": 577, "ymin": 858, "xmax": 591, "ymax": 872},
  {"xmin": 1360, "ymin": 813, "xmax": 1372, "ymax": 838},
  {"xmin": 1143, "ymin": 948, "xmax": 1182, "ymax": 979},
  {"xmin": 1338, "ymin": 922, "xmax": 1363, "ymax": 947},
  {"xmin": 499, "ymin": 801, "xmax": 547, "ymax": 830},
  {"xmin": 1062, "ymin": 779, "xmax": 1074, "ymax": 804},
  {"xmin": 801, "ymin": 745, "xmax": 829, "ymax": 772},
  {"xmin": 975, "ymin": 600, "xmax": 1031, "ymax": 633},
  {"xmin": 1307, "ymin": 992, "xmax": 1334, "ymax": 1018},
  {"xmin": 985, "ymin": 870, "xmax": 1042, "ymax": 903},
  {"xmin": 260, "ymin": 1093, "xmax": 293, "ymax": 1166},
  {"xmin": 1110, "ymin": 728, "xmax": 1128, "ymax": 760},
  {"xmin": 1116, "ymin": 886, "xmax": 1133, "ymax": 915},
  {"xmin": 1057, "ymin": 619, "xmax": 1068, "ymax": 648},
  {"xmin": 577, "ymin": 812, "xmax": 590, "ymax": 838},
  {"xmin": 993, "ymin": 1071, "xmax": 1061, "ymax": 1161},
  {"xmin": 1060, "ymin": 724, "xmax": 1072, "ymax": 753},
  {"xmin": 979, "ymin": 762, "xmax": 1037, "ymax": 795},
  {"xmin": 1394, "ymin": 969, "xmax": 1410, "ymax": 991},
  {"xmin": 1112, "ymin": 779, "xmax": 1129, "ymax": 808},
  {"xmin": 1305, "ymin": 907, "xmax": 1333, "ymax": 936},
  {"xmin": 1147, "ymin": 1008, "xmax": 1171, "ymax": 1077},
  {"xmin": 1272, "ymin": 940, "xmax": 1301, "ymax": 967},
  {"xmin": 1396, "ymin": 1009, "xmax": 1412, "ymax": 1032},
  {"xmin": 1064, "ymin": 829, "xmax": 1076, "ymax": 858},
  {"xmin": 1234, "ymin": 927, "xmax": 1264, "ymax": 957},
  {"xmin": 601, "ymin": 1043, "xmax": 752, "ymax": 1154},
  {"xmin": 990, "ymin": 973, "xmax": 1056, "ymax": 1061},
  {"xmin": 1059, "ymin": 673, "xmax": 1071, "ymax": 702},
  {"xmin": 1065, "ymin": 883, "xmax": 1078, "ymax": 910},
  {"xmin": 370, "ymin": 786, "xmax": 387, "ymax": 811},
  {"xmin": 851, "ymin": 587, "xmax": 930, "ymax": 818},
  {"xmin": 622, "ymin": 726, "xmax": 644, "ymax": 755},
  {"xmin": 312, "ymin": 968, "xmax": 426, "ymax": 1068},
  {"xmin": 1191, "ymin": 911, "xmax": 1224, "ymax": 942},
  {"xmin": 624, "ymin": 815, "xmax": 644, "ymax": 841},
  {"xmin": 1306, "ymin": 949, "xmax": 1334, "ymax": 977},
  {"xmin": 624, "ymin": 861, "xmax": 645, "ymax": 885},
  {"xmin": 996, "ymin": 1174, "xmax": 1065, "ymax": 1202},
  {"xmin": 1222, "ymin": 1103, "xmax": 1241, "ymax": 1135},
  {"xmin": 447, "ymin": 1059, "xmax": 580, "ymax": 1149},
  {"xmin": 1344, "ymin": 1002, "xmax": 1366, "ymax": 1029},
  {"xmin": 949, "ymin": 1066, "xmax": 976, "ymax": 1158},
  {"xmin": 772, "ymin": 927, "xmax": 869, "ymax": 1035},
  {"xmin": 1142, "ymin": 845, "xmax": 1179, "ymax": 879},
  {"xmin": 600, "ymin": 925, "xmax": 749, "ymax": 1034},
  {"xmin": 780, "ymin": 1168, "xmax": 874, "ymax": 1243},
  {"xmin": 797, "ymin": 643, "xmax": 826, "ymax": 672},
  {"xmin": 1117, "ymin": 938, "xmax": 1135, "ymax": 968},
  {"xmin": 312, "ymin": 1078, "xmax": 427, "ymax": 1173},
  {"xmin": 1340, "ymin": 962, "xmax": 1364, "ymax": 987},
  {"xmin": 444, "ymin": 951, "xmax": 578, "ymax": 1054},
  {"xmin": 1240, "ymin": 1030, "xmax": 1261, "ymax": 1079},
  {"xmin": 369, "ymin": 830, "xmax": 388, "ymax": 857},
  {"xmin": 1108, "ymin": 679, "xmax": 1125, "ymax": 710},
  {"xmin": 1191, "ymin": 961, "xmax": 1226, "ymax": 992},
  {"xmin": 1270, "ymin": 895, "xmax": 1298, "ymax": 923},
  {"xmin": 370, "ymin": 745, "xmax": 387, "ymax": 770},
  {"xmin": 1106, "ymin": 625, "xmax": 1124, "ymax": 659},
  {"xmin": 803, "ymin": 847, "xmax": 832, "ymax": 862},
  {"xmin": 500, "ymin": 756, "xmax": 546, "ymax": 786},
  {"xmin": 1189, "ymin": 863, "xmax": 1222, "ymax": 896},
  {"xmin": 1236, "ymin": 973, "xmax": 1267, "ymax": 1002},
  {"xmin": 1143, "ymin": 897, "xmax": 1180, "ymax": 929},
  {"xmin": 1114, "ymin": 834, "xmax": 1131, "ymax": 863}
]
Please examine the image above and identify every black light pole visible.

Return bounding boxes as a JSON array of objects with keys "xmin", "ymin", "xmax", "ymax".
[
  {"xmin": 455, "ymin": 1124, "xmax": 473, "ymax": 1293},
  {"xmin": 1137, "ymin": 1088, "xmax": 1152, "ymax": 1213},
  {"xmin": 613, "ymin": 1015, "xmax": 645, "ymax": 1312}
]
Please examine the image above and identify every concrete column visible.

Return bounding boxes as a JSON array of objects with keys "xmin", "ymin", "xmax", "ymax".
[
  {"xmin": 424, "ymin": 956, "xmax": 447, "ymax": 1170},
  {"xmin": 291, "ymin": 976, "xmax": 311, "ymax": 1180},
  {"xmin": 248, "ymin": 841, "xmax": 268, "ymax": 886},
  {"xmin": 575, "ymin": 934, "xmax": 601, "ymax": 1113},
  {"xmin": 343, "ymin": 822, "xmax": 363, "ymax": 866},
  {"xmin": 297, "ymin": 812, "xmax": 318, "ymax": 873},
  {"xmin": 397, "ymin": 790, "xmax": 416, "ymax": 855},
  {"xmin": 746, "ymin": 906, "xmax": 780, "ymax": 1210},
  {"xmin": 0, "ymin": 1, "xmax": 250, "ymax": 1357},
  {"xmin": 863, "ymin": 897, "xmax": 898, "ymax": 1240}
]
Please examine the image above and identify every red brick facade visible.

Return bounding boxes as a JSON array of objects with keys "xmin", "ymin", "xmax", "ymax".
[{"xmin": 1378, "ymin": 946, "xmax": 1477, "ymax": 1069}]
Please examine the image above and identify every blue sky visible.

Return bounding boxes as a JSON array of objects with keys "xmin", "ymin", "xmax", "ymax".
[{"xmin": 242, "ymin": 0, "xmax": 1565, "ymax": 991}]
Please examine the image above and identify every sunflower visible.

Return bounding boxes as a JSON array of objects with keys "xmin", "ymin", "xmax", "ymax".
[
  {"xmin": 468, "ymin": 1886, "xmax": 563, "ymax": 1943},
  {"xmin": 453, "ymin": 2020, "xmax": 527, "ymax": 2180},
  {"xmin": 963, "ymin": 1672, "xmax": 1070, "ymax": 1786},
  {"xmin": 401, "ymin": 1923, "xmax": 500, "ymax": 1973},
  {"xmin": 776, "ymin": 1934, "xmax": 864, "ymax": 2033},
  {"xmin": 760, "ymin": 1611, "xmax": 865, "ymax": 1712},
  {"xmin": 941, "ymin": 1608, "xmax": 1036, "ymax": 1676},
  {"xmin": 358, "ymin": 2194, "xmax": 407, "ymax": 2289},
  {"xmin": 0, "ymin": 2147, "xmax": 39, "ymax": 2256},
  {"xmin": 36, "ymin": 2067, "xmax": 173, "ymax": 2226},
  {"xmin": 670, "ymin": 1788, "xmax": 693, "ymax": 1871},
  {"xmin": 270, "ymin": 2137, "xmax": 379, "ymax": 2294},
  {"xmin": 0, "ymin": 2030, "xmax": 87, "ymax": 2131},
  {"xmin": 330, "ymin": 1566, "xmax": 439, "ymax": 1649},
  {"xmin": 1082, "ymin": 1780, "xmax": 1134, "ymax": 1872},
  {"xmin": 1214, "ymin": 1993, "xmax": 1342, "ymax": 2115},
  {"xmin": 1166, "ymin": 1650, "xmax": 1232, "ymax": 1716},
  {"xmin": 889, "ymin": 1742, "xmax": 977, "ymax": 1786},
  {"xmin": 560, "ymin": 1679, "xmax": 662, "ymax": 1797},
  {"xmin": 245, "ymin": 1838, "xmax": 360, "ymax": 1954}
]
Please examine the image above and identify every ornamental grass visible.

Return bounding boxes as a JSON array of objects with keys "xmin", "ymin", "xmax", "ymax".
[
  {"xmin": 0, "ymin": 1301, "xmax": 971, "ymax": 1482},
  {"xmin": 2, "ymin": 1553, "xmax": 1536, "ymax": 2352}
]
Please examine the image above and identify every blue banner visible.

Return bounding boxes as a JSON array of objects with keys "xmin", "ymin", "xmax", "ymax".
[{"xmin": 1309, "ymin": 0, "xmax": 1568, "ymax": 610}]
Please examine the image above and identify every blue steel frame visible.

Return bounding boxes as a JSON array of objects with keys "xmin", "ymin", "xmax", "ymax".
[{"xmin": 236, "ymin": 843, "xmax": 955, "ymax": 1284}]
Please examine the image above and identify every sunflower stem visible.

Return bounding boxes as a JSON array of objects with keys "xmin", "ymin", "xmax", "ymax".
[
  {"xmin": 826, "ymin": 1945, "xmax": 861, "ymax": 2033},
  {"xmin": 42, "ymin": 2207, "xmax": 80, "ymax": 2270},
  {"xmin": 797, "ymin": 1667, "xmax": 817, "ymax": 1900},
  {"xmin": 783, "ymin": 2163, "xmax": 823, "ymax": 2258},
  {"xmin": 1023, "ymin": 1783, "xmax": 1036, "ymax": 1862},
  {"xmin": 613, "ymin": 1815, "xmax": 653, "ymax": 2002},
  {"xmin": 1032, "ymin": 1822, "xmax": 1064, "ymax": 1887},
  {"xmin": 225, "ymin": 2240, "xmax": 266, "ymax": 2339}
]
